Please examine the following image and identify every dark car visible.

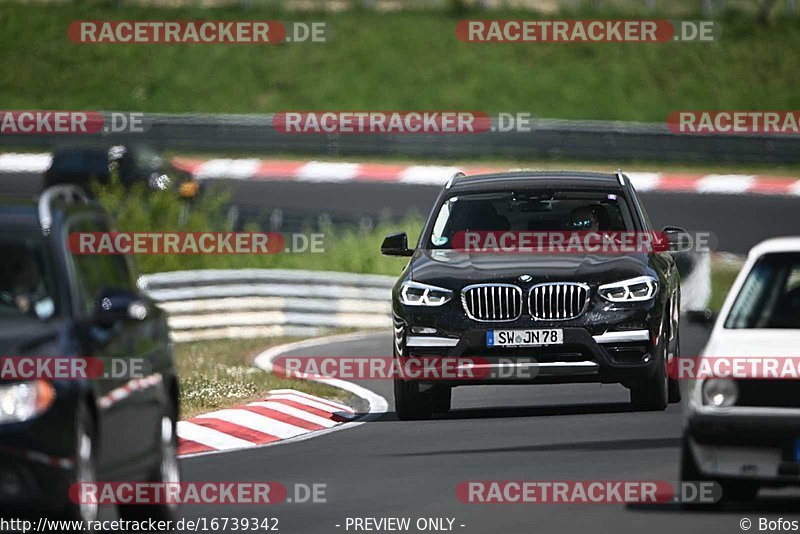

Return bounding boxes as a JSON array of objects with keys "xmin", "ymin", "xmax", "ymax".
[
  {"xmin": 0, "ymin": 186, "xmax": 180, "ymax": 524},
  {"xmin": 43, "ymin": 143, "xmax": 200, "ymax": 199},
  {"xmin": 381, "ymin": 171, "xmax": 689, "ymax": 420}
]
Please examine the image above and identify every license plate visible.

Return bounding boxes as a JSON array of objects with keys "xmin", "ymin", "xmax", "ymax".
[{"xmin": 487, "ymin": 329, "xmax": 563, "ymax": 348}]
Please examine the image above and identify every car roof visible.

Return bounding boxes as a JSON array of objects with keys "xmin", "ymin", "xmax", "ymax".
[
  {"xmin": 748, "ymin": 237, "xmax": 800, "ymax": 257},
  {"xmin": 447, "ymin": 171, "xmax": 626, "ymax": 193}
]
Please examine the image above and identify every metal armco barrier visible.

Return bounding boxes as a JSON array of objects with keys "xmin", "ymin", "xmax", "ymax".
[
  {"xmin": 142, "ymin": 260, "xmax": 709, "ymax": 343},
  {"xmin": 2, "ymin": 112, "xmax": 800, "ymax": 164}
]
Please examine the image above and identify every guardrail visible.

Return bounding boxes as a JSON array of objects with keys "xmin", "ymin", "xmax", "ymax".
[
  {"xmin": 141, "ymin": 269, "xmax": 394, "ymax": 342},
  {"xmin": 2, "ymin": 112, "xmax": 799, "ymax": 164},
  {"xmin": 142, "ymin": 260, "xmax": 710, "ymax": 343}
]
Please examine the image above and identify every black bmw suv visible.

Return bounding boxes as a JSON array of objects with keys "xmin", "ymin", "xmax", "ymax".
[
  {"xmin": 0, "ymin": 186, "xmax": 179, "ymax": 525},
  {"xmin": 382, "ymin": 171, "xmax": 688, "ymax": 420}
]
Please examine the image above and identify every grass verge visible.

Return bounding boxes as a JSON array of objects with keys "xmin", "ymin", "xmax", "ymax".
[
  {"xmin": 709, "ymin": 254, "xmax": 744, "ymax": 312},
  {"xmin": 175, "ymin": 336, "xmax": 353, "ymax": 419},
  {"xmin": 1, "ymin": 4, "xmax": 799, "ymax": 121}
]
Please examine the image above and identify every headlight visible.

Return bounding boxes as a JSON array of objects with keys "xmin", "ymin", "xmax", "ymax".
[
  {"xmin": 0, "ymin": 381, "xmax": 55, "ymax": 423},
  {"xmin": 400, "ymin": 281, "xmax": 453, "ymax": 306},
  {"xmin": 598, "ymin": 276, "xmax": 659, "ymax": 302},
  {"xmin": 702, "ymin": 379, "xmax": 738, "ymax": 407}
]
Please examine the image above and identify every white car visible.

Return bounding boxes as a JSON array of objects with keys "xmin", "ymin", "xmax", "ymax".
[{"xmin": 681, "ymin": 237, "xmax": 800, "ymax": 503}]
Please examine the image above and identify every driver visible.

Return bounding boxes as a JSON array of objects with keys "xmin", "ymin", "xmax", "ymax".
[{"xmin": 567, "ymin": 206, "xmax": 600, "ymax": 232}]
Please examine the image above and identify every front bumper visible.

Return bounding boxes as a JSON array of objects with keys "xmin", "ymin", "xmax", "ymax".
[
  {"xmin": 0, "ymin": 387, "xmax": 79, "ymax": 514},
  {"xmin": 397, "ymin": 322, "xmax": 661, "ymax": 387},
  {"xmin": 686, "ymin": 406, "xmax": 800, "ymax": 485}
]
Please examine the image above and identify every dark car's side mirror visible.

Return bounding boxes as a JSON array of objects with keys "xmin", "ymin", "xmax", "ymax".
[
  {"xmin": 661, "ymin": 226, "xmax": 693, "ymax": 253},
  {"xmin": 381, "ymin": 232, "xmax": 414, "ymax": 257},
  {"xmin": 686, "ymin": 308, "xmax": 717, "ymax": 326},
  {"xmin": 94, "ymin": 290, "xmax": 148, "ymax": 327}
]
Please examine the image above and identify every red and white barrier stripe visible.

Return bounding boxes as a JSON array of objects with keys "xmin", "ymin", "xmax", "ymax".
[
  {"xmin": 4, "ymin": 152, "xmax": 798, "ymax": 196},
  {"xmin": 176, "ymin": 388, "xmax": 355, "ymax": 457},
  {"xmin": 174, "ymin": 158, "xmax": 800, "ymax": 196}
]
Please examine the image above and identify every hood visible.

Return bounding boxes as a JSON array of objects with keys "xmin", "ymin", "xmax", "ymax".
[
  {"xmin": 703, "ymin": 329, "xmax": 800, "ymax": 358},
  {"xmin": 409, "ymin": 249, "xmax": 654, "ymax": 289}
]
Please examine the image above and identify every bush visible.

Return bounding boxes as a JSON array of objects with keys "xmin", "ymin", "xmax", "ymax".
[{"xmin": 93, "ymin": 177, "xmax": 423, "ymax": 276}]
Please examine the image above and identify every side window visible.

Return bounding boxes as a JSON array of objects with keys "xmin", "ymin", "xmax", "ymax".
[{"xmin": 68, "ymin": 219, "xmax": 133, "ymax": 317}]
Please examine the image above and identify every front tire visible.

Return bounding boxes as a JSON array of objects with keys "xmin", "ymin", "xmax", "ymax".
[
  {"xmin": 59, "ymin": 403, "xmax": 99, "ymax": 530},
  {"xmin": 394, "ymin": 378, "xmax": 433, "ymax": 420},
  {"xmin": 630, "ymin": 321, "xmax": 669, "ymax": 411},
  {"xmin": 118, "ymin": 412, "xmax": 180, "ymax": 522}
]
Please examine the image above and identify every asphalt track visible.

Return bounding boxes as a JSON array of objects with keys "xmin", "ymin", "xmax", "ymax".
[
  {"xmin": 179, "ymin": 324, "xmax": 800, "ymax": 534},
  {"xmin": 2, "ymin": 171, "xmax": 799, "ymax": 253},
  {"xmin": 6, "ymin": 168, "xmax": 800, "ymax": 531}
]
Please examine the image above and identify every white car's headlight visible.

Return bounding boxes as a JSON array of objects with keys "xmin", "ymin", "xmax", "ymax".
[
  {"xmin": 702, "ymin": 379, "xmax": 738, "ymax": 407},
  {"xmin": 598, "ymin": 276, "xmax": 659, "ymax": 302},
  {"xmin": 0, "ymin": 381, "xmax": 55, "ymax": 423},
  {"xmin": 400, "ymin": 281, "xmax": 453, "ymax": 306}
]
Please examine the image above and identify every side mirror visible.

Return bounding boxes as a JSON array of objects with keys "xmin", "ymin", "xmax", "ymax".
[
  {"xmin": 381, "ymin": 232, "xmax": 414, "ymax": 257},
  {"xmin": 662, "ymin": 226, "xmax": 693, "ymax": 253},
  {"xmin": 94, "ymin": 290, "xmax": 148, "ymax": 327},
  {"xmin": 686, "ymin": 308, "xmax": 716, "ymax": 326}
]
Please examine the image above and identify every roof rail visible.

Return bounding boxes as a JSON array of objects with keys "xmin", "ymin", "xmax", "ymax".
[
  {"xmin": 615, "ymin": 170, "xmax": 625, "ymax": 186},
  {"xmin": 445, "ymin": 171, "xmax": 466, "ymax": 189},
  {"xmin": 38, "ymin": 185, "xmax": 90, "ymax": 235}
]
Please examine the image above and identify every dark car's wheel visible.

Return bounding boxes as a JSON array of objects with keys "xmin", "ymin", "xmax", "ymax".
[
  {"xmin": 394, "ymin": 378, "xmax": 433, "ymax": 420},
  {"xmin": 118, "ymin": 411, "xmax": 180, "ymax": 522},
  {"xmin": 60, "ymin": 402, "xmax": 99, "ymax": 529},
  {"xmin": 668, "ymin": 298, "xmax": 682, "ymax": 404},
  {"xmin": 431, "ymin": 386, "xmax": 452, "ymax": 414},
  {"xmin": 630, "ymin": 320, "xmax": 669, "ymax": 411}
]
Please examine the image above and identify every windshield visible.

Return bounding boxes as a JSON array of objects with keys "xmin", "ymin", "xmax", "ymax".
[
  {"xmin": 725, "ymin": 252, "xmax": 800, "ymax": 329},
  {"xmin": 428, "ymin": 190, "xmax": 635, "ymax": 249},
  {"xmin": 0, "ymin": 239, "xmax": 57, "ymax": 321}
]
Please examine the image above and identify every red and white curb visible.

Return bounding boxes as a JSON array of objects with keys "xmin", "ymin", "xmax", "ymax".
[
  {"xmin": 3, "ymin": 152, "xmax": 800, "ymax": 196},
  {"xmin": 174, "ymin": 158, "xmax": 800, "ymax": 196},
  {"xmin": 177, "ymin": 389, "xmax": 355, "ymax": 457},
  {"xmin": 178, "ymin": 332, "xmax": 388, "ymax": 458}
]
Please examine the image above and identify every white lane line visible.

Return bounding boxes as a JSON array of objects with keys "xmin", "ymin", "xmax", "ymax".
[
  {"xmin": 297, "ymin": 162, "xmax": 360, "ymax": 182},
  {"xmin": 270, "ymin": 388, "xmax": 355, "ymax": 413},
  {"xmin": 0, "ymin": 153, "xmax": 52, "ymax": 173},
  {"xmin": 177, "ymin": 421, "xmax": 255, "ymax": 450},
  {"xmin": 696, "ymin": 174, "xmax": 755, "ymax": 194},
  {"xmin": 625, "ymin": 172, "xmax": 661, "ymax": 192},
  {"xmin": 196, "ymin": 409, "xmax": 308, "ymax": 439},
  {"xmin": 194, "ymin": 158, "xmax": 261, "ymax": 180},
  {"xmin": 399, "ymin": 165, "xmax": 461, "ymax": 185},
  {"xmin": 247, "ymin": 401, "xmax": 338, "ymax": 428},
  {"xmin": 265, "ymin": 393, "xmax": 357, "ymax": 419}
]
